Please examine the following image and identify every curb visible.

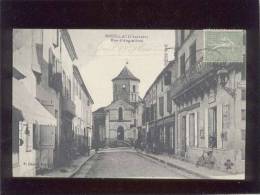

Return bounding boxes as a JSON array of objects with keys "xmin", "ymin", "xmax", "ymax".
[
  {"xmin": 69, "ymin": 152, "xmax": 96, "ymax": 178},
  {"xmin": 137, "ymin": 151, "xmax": 210, "ymax": 179}
]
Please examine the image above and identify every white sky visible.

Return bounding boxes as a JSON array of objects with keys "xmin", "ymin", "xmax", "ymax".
[{"xmin": 69, "ymin": 30, "xmax": 175, "ymax": 111}]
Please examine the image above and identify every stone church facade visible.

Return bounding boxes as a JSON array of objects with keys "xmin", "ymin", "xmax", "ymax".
[{"xmin": 97, "ymin": 66, "xmax": 142, "ymax": 145}]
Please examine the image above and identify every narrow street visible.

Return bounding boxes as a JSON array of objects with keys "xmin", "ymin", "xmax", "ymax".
[{"xmin": 72, "ymin": 148, "xmax": 201, "ymax": 178}]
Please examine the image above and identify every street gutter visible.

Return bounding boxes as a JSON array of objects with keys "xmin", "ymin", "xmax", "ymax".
[
  {"xmin": 136, "ymin": 151, "xmax": 210, "ymax": 179},
  {"xmin": 69, "ymin": 152, "xmax": 97, "ymax": 178}
]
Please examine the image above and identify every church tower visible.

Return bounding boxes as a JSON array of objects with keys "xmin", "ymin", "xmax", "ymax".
[{"xmin": 112, "ymin": 63, "xmax": 140, "ymax": 105}]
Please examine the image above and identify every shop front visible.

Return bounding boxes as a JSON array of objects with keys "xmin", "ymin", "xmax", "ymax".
[
  {"xmin": 12, "ymin": 78, "xmax": 57, "ymax": 176},
  {"xmin": 172, "ymin": 63, "xmax": 245, "ymax": 173}
]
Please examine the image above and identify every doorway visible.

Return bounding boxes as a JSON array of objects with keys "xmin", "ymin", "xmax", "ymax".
[
  {"xmin": 208, "ymin": 107, "xmax": 217, "ymax": 148},
  {"xmin": 181, "ymin": 116, "xmax": 186, "ymax": 156},
  {"xmin": 117, "ymin": 126, "xmax": 124, "ymax": 140}
]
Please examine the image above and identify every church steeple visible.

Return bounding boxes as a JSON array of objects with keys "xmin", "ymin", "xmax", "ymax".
[
  {"xmin": 112, "ymin": 62, "xmax": 140, "ymax": 82},
  {"xmin": 112, "ymin": 63, "xmax": 140, "ymax": 103}
]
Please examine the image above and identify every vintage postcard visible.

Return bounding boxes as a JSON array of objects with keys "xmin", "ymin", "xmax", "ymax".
[{"xmin": 12, "ymin": 29, "xmax": 246, "ymax": 179}]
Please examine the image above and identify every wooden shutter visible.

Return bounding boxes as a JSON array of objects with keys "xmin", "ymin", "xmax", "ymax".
[
  {"xmin": 33, "ymin": 122, "xmax": 40, "ymax": 149},
  {"xmin": 26, "ymin": 122, "xmax": 33, "ymax": 152},
  {"xmin": 39, "ymin": 125, "xmax": 55, "ymax": 149}
]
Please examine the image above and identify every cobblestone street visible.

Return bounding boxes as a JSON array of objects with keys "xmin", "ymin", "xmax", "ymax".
[{"xmin": 72, "ymin": 148, "xmax": 201, "ymax": 178}]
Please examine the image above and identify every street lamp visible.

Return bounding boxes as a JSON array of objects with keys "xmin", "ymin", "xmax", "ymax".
[
  {"xmin": 217, "ymin": 65, "xmax": 236, "ymax": 97},
  {"xmin": 217, "ymin": 66, "xmax": 229, "ymax": 87}
]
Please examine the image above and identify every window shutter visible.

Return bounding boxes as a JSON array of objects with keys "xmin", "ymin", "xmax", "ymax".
[
  {"xmin": 167, "ymin": 91, "xmax": 172, "ymax": 113},
  {"xmin": 33, "ymin": 122, "xmax": 40, "ymax": 149},
  {"xmin": 159, "ymin": 97, "xmax": 164, "ymax": 117},
  {"xmin": 39, "ymin": 125, "xmax": 55, "ymax": 149},
  {"xmin": 164, "ymin": 71, "xmax": 171, "ymax": 85},
  {"xmin": 19, "ymin": 121, "xmax": 26, "ymax": 147},
  {"xmin": 26, "ymin": 122, "xmax": 33, "ymax": 152}
]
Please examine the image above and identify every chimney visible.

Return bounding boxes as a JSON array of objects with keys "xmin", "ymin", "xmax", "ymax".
[{"xmin": 164, "ymin": 44, "xmax": 174, "ymax": 66}]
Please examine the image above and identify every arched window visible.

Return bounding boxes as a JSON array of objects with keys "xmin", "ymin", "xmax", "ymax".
[{"xmin": 119, "ymin": 107, "xmax": 123, "ymax": 121}]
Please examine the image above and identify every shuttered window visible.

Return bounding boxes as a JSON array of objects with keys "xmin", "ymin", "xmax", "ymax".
[
  {"xmin": 159, "ymin": 97, "xmax": 164, "ymax": 117},
  {"xmin": 241, "ymin": 109, "xmax": 246, "ymax": 120},
  {"xmin": 189, "ymin": 41, "xmax": 196, "ymax": 67},
  {"xmin": 39, "ymin": 125, "xmax": 55, "ymax": 148},
  {"xmin": 208, "ymin": 107, "xmax": 217, "ymax": 148},
  {"xmin": 26, "ymin": 123, "xmax": 33, "ymax": 152},
  {"xmin": 150, "ymin": 104, "xmax": 154, "ymax": 121},
  {"xmin": 48, "ymin": 49, "xmax": 54, "ymax": 86},
  {"xmin": 33, "ymin": 123, "xmax": 40, "ymax": 150},
  {"xmin": 164, "ymin": 71, "xmax": 171, "ymax": 85},
  {"xmin": 180, "ymin": 53, "xmax": 185, "ymax": 75},
  {"xmin": 241, "ymin": 129, "xmax": 245, "ymax": 141},
  {"xmin": 167, "ymin": 91, "xmax": 172, "ymax": 113},
  {"xmin": 241, "ymin": 89, "xmax": 246, "ymax": 101}
]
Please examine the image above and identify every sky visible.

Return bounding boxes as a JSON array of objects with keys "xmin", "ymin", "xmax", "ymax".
[{"xmin": 69, "ymin": 30, "xmax": 175, "ymax": 111}]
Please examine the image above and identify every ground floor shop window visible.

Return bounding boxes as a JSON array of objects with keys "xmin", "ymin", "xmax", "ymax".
[
  {"xmin": 189, "ymin": 113, "xmax": 195, "ymax": 146},
  {"xmin": 208, "ymin": 107, "xmax": 217, "ymax": 148}
]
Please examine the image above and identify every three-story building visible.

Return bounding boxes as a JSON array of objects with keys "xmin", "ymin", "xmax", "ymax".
[
  {"xmin": 142, "ymin": 60, "xmax": 177, "ymax": 154},
  {"xmin": 12, "ymin": 29, "xmax": 94, "ymax": 176},
  {"xmin": 172, "ymin": 30, "xmax": 246, "ymax": 173},
  {"xmin": 72, "ymin": 65, "xmax": 94, "ymax": 155}
]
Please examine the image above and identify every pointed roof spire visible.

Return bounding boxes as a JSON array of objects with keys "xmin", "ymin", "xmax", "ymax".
[{"xmin": 112, "ymin": 64, "xmax": 140, "ymax": 82}]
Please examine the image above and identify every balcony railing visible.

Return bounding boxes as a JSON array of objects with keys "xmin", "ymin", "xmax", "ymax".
[
  {"xmin": 62, "ymin": 97, "xmax": 76, "ymax": 117},
  {"xmin": 171, "ymin": 57, "xmax": 224, "ymax": 98}
]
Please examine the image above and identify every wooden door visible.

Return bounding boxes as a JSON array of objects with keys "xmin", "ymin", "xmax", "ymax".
[
  {"xmin": 181, "ymin": 116, "xmax": 186, "ymax": 156},
  {"xmin": 208, "ymin": 107, "xmax": 217, "ymax": 148},
  {"xmin": 189, "ymin": 113, "xmax": 195, "ymax": 146}
]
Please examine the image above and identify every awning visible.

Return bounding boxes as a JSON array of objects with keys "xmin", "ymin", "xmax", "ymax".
[{"xmin": 12, "ymin": 78, "xmax": 57, "ymax": 126}]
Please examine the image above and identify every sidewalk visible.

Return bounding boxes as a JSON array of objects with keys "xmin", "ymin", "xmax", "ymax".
[
  {"xmin": 37, "ymin": 150, "xmax": 96, "ymax": 178},
  {"xmin": 137, "ymin": 150, "xmax": 245, "ymax": 179}
]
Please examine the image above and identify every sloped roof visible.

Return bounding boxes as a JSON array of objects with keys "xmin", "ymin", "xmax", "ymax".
[
  {"xmin": 73, "ymin": 65, "xmax": 94, "ymax": 104},
  {"xmin": 105, "ymin": 99, "xmax": 134, "ymax": 111},
  {"xmin": 112, "ymin": 66, "xmax": 140, "ymax": 82},
  {"xmin": 93, "ymin": 107, "xmax": 105, "ymax": 113}
]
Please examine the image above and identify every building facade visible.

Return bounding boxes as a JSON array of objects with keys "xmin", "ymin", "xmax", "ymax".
[
  {"xmin": 105, "ymin": 66, "xmax": 142, "ymax": 145},
  {"xmin": 172, "ymin": 30, "xmax": 246, "ymax": 173},
  {"xmin": 141, "ymin": 61, "xmax": 177, "ymax": 154},
  {"xmin": 93, "ymin": 66, "xmax": 142, "ymax": 146},
  {"xmin": 12, "ymin": 29, "xmax": 94, "ymax": 176},
  {"xmin": 93, "ymin": 107, "xmax": 106, "ymax": 148},
  {"xmin": 72, "ymin": 65, "xmax": 94, "ymax": 155},
  {"xmin": 12, "ymin": 29, "xmax": 58, "ymax": 176}
]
